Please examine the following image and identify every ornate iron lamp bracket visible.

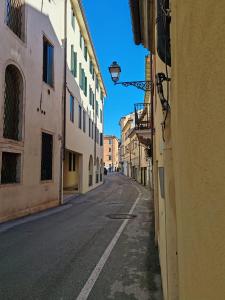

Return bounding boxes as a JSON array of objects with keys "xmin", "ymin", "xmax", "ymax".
[{"xmin": 114, "ymin": 80, "xmax": 153, "ymax": 92}]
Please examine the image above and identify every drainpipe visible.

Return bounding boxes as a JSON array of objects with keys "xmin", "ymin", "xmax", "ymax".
[{"xmin": 59, "ymin": 0, "xmax": 67, "ymax": 205}]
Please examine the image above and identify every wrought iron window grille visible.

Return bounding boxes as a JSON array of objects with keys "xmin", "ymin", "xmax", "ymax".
[
  {"xmin": 6, "ymin": 0, "xmax": 24, "ymax": 40},
  {"xmin": 3, "ymin": 65, "xmax": 23, "ymax": 141},
  {"xmin": 134, "ymin": 103, "xmax": 151, "ymax": 130}
]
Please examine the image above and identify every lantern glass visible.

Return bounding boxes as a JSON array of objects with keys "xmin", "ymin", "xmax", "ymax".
[{"xmin": 109, "ymin": 61, "xmax": 121, "ymax": 83}]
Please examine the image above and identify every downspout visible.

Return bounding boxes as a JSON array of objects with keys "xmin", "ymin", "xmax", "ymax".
[{"xmin": 59, "ymin": 0, "xmax": 67, "ymax": 205}]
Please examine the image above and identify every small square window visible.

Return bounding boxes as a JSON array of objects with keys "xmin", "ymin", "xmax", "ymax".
[{"xmin": 1, "ymin": 152, "xmax": 21, "ymax": 184}]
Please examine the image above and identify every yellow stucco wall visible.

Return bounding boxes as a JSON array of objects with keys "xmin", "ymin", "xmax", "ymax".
[{"xmin": 171, "ymin": 1, "xmax": 225, "ymax": 299}]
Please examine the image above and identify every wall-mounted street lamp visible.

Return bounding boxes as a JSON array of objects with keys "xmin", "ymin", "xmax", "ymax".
[
  {"xmin": 156, "ymin": 72, "xmax": 170, "ymax": 112},
  {"xmin": 108, "ymin": 61, "xmax": 152, "ymax": 92}
]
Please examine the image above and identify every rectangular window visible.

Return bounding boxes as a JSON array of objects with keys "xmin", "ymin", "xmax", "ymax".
[
  {"xmin": 69, "ymin": 152, "xmax": 76, "ymax": 171},
  {"xmin": 89, "ymin": 86, "xmax": 92, "ymax": 105},
  {"xmin": 41, "ymin": 132, "xmax": 53, "ymax": 181},
  {"xmin": 96, "ymin": 77, "xmax": 99, "ymax": 91},
  {"xmin": 79, "ymin": 63, "xmax": 82, "ymax": 89},
  {"xmin": 109, "ymin": 139, "xmax": 112, "ymax": 145},
  {"xmin": 70, "ymin": 94, "xmax": 74, "ymax": 122},
  {"xmin": 89, "ymin": 118, "xmax": 91, "ymax": 137},
  {"xmin": 69, "ymin": 152, "xmax": 72, "ymax": 171},
  {"xmin": 109, "ymin": 155, "xmax": 112, "ymax": 161},
  {"xmin": 96, "ymin": 101, "xmax": 99, "ymax": 116},
  {"xmin": 1, "ymin": 152, "xmax": 21, "ymax": 184},
  {"xmin": 109, "ymin": 147, "xmax": 111, "ymax": 152},
  {"xmin": 73, "ymin": 153, "xmax": 76, "ymax": 171},
  {"xmin": 92, "ymin": 93, "xmax": 95, "ymax": 109},
  {"xmin": 91, "ymin": 121, "xmax": 94, "ymax": 139},
  {"xmin": 71, "ymin": 10, "xmax": 75, "ymax": 30},
  {"xmin": 100, "ymin": 109, "xmax": 103, "ymax": 123},
  {"xmin": 96, "ymin": 129, "xmax": 99, "ymax": 144},
  {"xmin": 43, "ymin": 38, "xmax": 54, "ymax": 87},
  {"xmin": 89, "ymin": 60, "xmax": 93, "ymax": 74},
  {"xmin": 84, "ymin": 76, "xmax": 87, "ymax": 96},
  {"xmin": 100, "ymin": 133, "xmax": 103, "ymax": 146},
  {"xmin": 100, "ymin": 91, "xmax": 104, "ymax": 101},
  {"xmin": 83, "ymin": 110, "xmax": 86, "ymax": 133},
  {"xmin": 80, "ymin": 31, "xmax": 82, "ymax": 48},
  {"xmin": 84, "ymin": 45, "xmax": 88, "ymax": 61},
  {"xmin": 6, "ymin": 0, "xmax": 24, "ymax": 40},
  {"xmin": 71, "ymin": 45, "xmax": 77, "ymax": 77},
  {"xmin": 79, "ymin": 105, "xmax": 82, "ymax": 129}
]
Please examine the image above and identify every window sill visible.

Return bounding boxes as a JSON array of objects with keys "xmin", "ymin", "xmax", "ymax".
[
  {"xmin": 0, "ymin": 183, "xmax": 22, "ymax": 188},
  {"xmin": 40, "ymin": 180, "xmax": 54, "ymax": 184}
]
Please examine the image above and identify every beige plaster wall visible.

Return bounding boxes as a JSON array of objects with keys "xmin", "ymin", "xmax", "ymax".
[
  {"xmin": 0, "ymin": 1, "xmax": 64, "ymax": 222},
  {"xmin": 171, "ymin": 1, "xmax": 225, "ymax": 299}
]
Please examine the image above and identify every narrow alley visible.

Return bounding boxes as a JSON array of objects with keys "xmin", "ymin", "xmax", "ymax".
[{"xmin": 0, "ymin": 174, "xmax": 162, "ymax": 300}]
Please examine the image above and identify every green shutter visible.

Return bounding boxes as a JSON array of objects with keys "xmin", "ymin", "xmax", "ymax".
[
  {"xmin": 71, "ymin": 45, "xmax": 74, "ymax": 75},
  {"xmin": 89, "ymin": 86, "xmax": 92, "ymax": 105},
  {"xmin": 96, "ymin": 101, "xmax": 99, "ymax": 116},
  {"xmin": 100, "ymin": 109, "xmax": 102, "ymax": 123},
  {"xmin": 84, "ymin": 76, "xmax": 87, "ymax": 96},
  {"xmin": 82, "ymin": 69, "xmax": 85, "ymax": 91},
  {"xmin": 74, "ymin": 52, "xmax": 77, "ymax": 77},
  {"xmin": 84, "ymin": 46, "xmax": 88, "ymax": 61},
  {"xmin": 71, "ymin": 47, "xmax": 77, "ymax": 77},
  {"xmin": 92, "ymin": 93, "xmax": 95, "ymax": 109},
  {"xmin": 71, "ymin": 10, "xmax": 75, "ymax": 30},
  {"xmin": 89, "ymin": 60, "xmax": 92, "ymax": 73},
  {"xmin": 79, "ymin": 63, "xmax": 82, "ymax": 88}
]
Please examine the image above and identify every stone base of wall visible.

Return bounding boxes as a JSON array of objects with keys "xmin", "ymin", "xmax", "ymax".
[{"xmin": 0, "ymin": 199, "xmax": 60, "ymax": 224}]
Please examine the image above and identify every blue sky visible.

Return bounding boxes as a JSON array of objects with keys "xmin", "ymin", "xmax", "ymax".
[{"xmin": 82, "ymin": 0, "xmax": 148, "ymax": 138}]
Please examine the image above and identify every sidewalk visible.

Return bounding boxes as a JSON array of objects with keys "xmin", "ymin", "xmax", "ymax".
[{"xmin": 88, "ymin": 181, "xmax": 163, "ymax": 300}]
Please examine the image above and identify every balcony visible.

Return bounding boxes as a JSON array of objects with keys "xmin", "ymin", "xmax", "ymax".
[
  {"xmin": 129, "ymin": 103, "xmax": 151, "ymax": 142},
  {"xmin": 135, "ymin": 103, "xmax": 151, "ymax": 130}
]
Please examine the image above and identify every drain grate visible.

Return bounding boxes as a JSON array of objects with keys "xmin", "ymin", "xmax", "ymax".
[{"xmin": 106, "ymin": 213, "xmax": 137, "ymax": 220}]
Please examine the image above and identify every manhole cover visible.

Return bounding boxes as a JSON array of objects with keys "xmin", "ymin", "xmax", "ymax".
[{"xmin": 106, "ymin": 213, "xmax": 137, "ymax": 219}]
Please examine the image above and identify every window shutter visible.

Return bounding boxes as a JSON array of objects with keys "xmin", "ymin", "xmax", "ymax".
[
  {"xmin": 84, "ymin": 76, "xmax": 87, "ymax": 96},
  {"xmin": 71, "ymin": 45, "xmax": 74, "ymax": 75},
  {"xmin": 74, "ymin": 52, "xmax": 77, "ymax": 77},
  {"xmin": 79, "ymin": 63, "xmax": 82, "ymax": 88}
]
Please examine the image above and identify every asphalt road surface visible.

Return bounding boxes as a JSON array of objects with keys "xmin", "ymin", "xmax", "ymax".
[{"xmin": 0, "ymin": 173, "xmax": 162, "ymax": 300}]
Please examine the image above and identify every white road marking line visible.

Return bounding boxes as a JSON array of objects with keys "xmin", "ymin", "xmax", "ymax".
[{"xmin": 76, "ymin": 188, "xmax": 142, "ymax": 300}]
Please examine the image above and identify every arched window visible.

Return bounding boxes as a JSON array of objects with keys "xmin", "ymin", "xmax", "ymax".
[
  {"xmin": 3, "ymin": 64, "xmax": 23, "ymax": 141},
  {"xmin": 88, "ymin": 155, "xmax": 93, "ymax": 186}
]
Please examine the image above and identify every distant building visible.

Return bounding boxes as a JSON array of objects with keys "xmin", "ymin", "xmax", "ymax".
[
  {"xmin": 103, "ymin": 136, "xmax": 119, "ymax": 172},
  {"xmin": 119, "ymin": 109, "xmax": 151, "ymax": 187}
]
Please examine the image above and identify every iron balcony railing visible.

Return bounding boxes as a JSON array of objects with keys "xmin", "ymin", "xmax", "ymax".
[{"xmin": 134, "ymin": 103, "xmax": 151, "ymax": 130}]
